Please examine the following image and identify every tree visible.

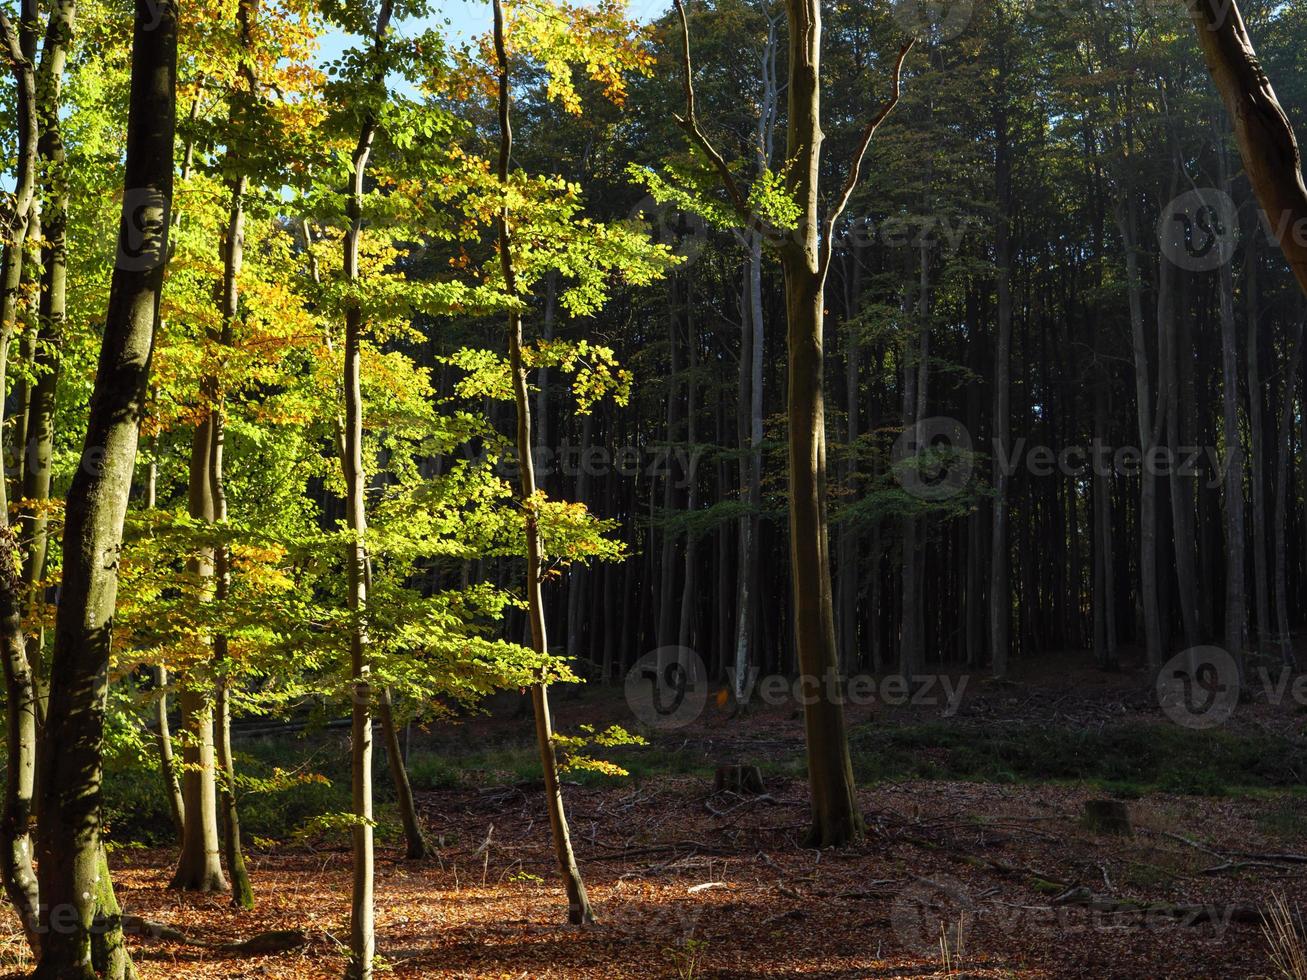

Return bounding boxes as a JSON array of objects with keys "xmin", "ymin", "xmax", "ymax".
[
  {"xmin": 33, "ymin": 0, "xmax": 177, "ymax": 975},
  {"xmin": 666, "ymin": 0, "xmax": 911, "ymax": 846}
]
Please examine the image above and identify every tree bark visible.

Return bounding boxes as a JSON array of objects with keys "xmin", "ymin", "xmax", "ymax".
[
  {"xmin": 378, "ymin": 689, "xmax": 427, "ymax": 860},
  {"xmin": 1273, "ymin": 321, "xmax": 1302, "ymax": 664},
  {"xmin": 1117, "ymin": 195, "xmax": 1164, "ymax": 669},
  {"xmin": 1189, "ymin": 0, "xmax": 1307, "ymax": 296},
  {"xmin": 1216, "ymin": 134, "xmax": 1248, "ymax": 663},
  {"xmin": 341, "ymin": 5, "xmax": 393, "ymax": 975},
  {"xmin": 1245, "ymin": 232, "xmax": 1272, "ymax": 654},
  {"xmin": 171, "ymin": 420, "xmax": 227, "ymax": 895},
  {"xmin": 493, "ymin": 0, "xmax": 594, "ymax": 923},
  {"xmin": 990, "ymin": 58, "xmax": 1013, "ymax": 679},
  {"xmin": 33, "ymin": 1, "xmax": 176, "ymax": 974}
]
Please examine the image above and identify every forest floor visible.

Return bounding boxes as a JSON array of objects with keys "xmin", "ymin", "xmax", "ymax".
[{"xmin": 3, "ymin": 652, "xmax": 1307, "ymax": 978}]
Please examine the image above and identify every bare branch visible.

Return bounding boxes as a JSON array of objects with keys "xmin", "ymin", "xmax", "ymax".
[
  {"xmin": 818, "ymin": 40, "xmax": 915, "ymax": 279},
  {"xmin": 670, "ymin": 0, "xmax": 757, "ymax": 228}
]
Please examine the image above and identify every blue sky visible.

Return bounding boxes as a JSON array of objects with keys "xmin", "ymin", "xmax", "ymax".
[{"xmin": 315, "ymin": 0, "xmax": 491, "ymax": 64}]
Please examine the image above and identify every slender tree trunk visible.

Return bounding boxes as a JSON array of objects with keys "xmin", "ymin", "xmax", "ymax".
[
  {"xmin": 1163, "ymin": 254, "xmax": 1200, "ymax": 648},
  {"xmin": 155, "ymin": 664, "xmax": 185, "ymax": 841},
  {"xmin": 0, "ymin": 1, "xmax": 42, "ymax": 954},
  {"xmin": 1117, "ymin": 196, "xmax": 1164, "ymax": 669},
  {"xmin": 1274, "ymin": 321, "xmax": 1302, "ymax": 664},
  {"xmin": 493, "ymin": 0, "xmax": 594, "ymax": 922},
  {"xmin": 733, "ymin": 231, "xmax": 764, "ymax": 703},
  {"xmin": 990, "ymin": 92, "xmax": 1013, "ymax": 679},
  {"xmin": 379, "ymin": 689, "xmax": 427, "ymax": 860},
  {"xmin": 838, "ymin": 246, "xmax": 862, "ymax": 668},
  {"xmin": 1246, "ymin": 233, "xmax": 1272, "ymax": 653},
  {"xmin": 171, "ymin": 420, "xmax": 228, "ymax": 895},
  {"xmin": 1216, "ymin": 136, "xmax": 1248, "ymax": 662},
  {"xmin": 205, "ymin": 0, "xmax": 261, "ymax": 911},
  {"xmin": 341, "ymin": 4, "xmax": 392, "ymax": 972},
  {"xmin": 33, "ymin": 3, "xmax": 176, "ymax": 974},
  {"xmin": 678, "ymin": 294, "xmax": 698, "ymax": 652}
]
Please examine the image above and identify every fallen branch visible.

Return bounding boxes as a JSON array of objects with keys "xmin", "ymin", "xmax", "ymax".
[{"xmin": 120, "ymin": 915, "xmax": 309, "ymax": 956}]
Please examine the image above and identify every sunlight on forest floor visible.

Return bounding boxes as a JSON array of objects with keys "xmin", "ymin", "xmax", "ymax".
[{"xmin": 2, "ymin": 662, "xmax": 1301, "ymax": 979}]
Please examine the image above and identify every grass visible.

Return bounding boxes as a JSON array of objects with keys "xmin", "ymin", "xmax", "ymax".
[
  {"xmin": 100, "ymin": 718, "xmax": 1307, "ymax": 847},
  {"xmin": 1263, "ymin": 892, "xmax": 1307, "ymax": 979},
  {"xmin": 847, "ymin": 721, "xmax": 1307, "ymax": 796}
]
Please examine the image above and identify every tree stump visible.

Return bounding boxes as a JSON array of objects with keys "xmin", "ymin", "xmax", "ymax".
[
  {"xmin": 1082, "ymin": 799, "xmax": 1132, "ymax": 836},
  {"xmin": 713, "ymin": 764, "xmax": 765, "ymax": 795}
]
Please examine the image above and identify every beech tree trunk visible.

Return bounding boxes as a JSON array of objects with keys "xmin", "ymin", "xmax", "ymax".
[
  {"xmin": 990, "ymin": 113, "xmax": 1013, "ymax": 679},
  {"xmin": 1117, "ymin": 195, "xmax": 1164, "ymax": 669},
  {"xmin": 1216, "ymin": 135, "xmax": 1248, "ymax": 663},
  {"xmin": 379, "ymin": 689, "xmax": 428, "ymax": 860},
  {"xmin": 494, "ymin": 0, "xmax": 594, "ymax": 923},
  {"xmin": 773, "ymin": 0, "xmax": 866, "ymax": 846},
  {"xmin": 1189, "ymin": 0, "xmax": 1307, "ymax": 296},
  {"xmin": 171, "ymin": 420, "xmax": 228, "ymax": 895},
  {"xmin": 1272, "ymin": 320, "xmax": 1302, "ymax": 665},
  {"xmin": 341, "ymin": 6, "xmax": 393, "ymax": 975},
  {"xmin": 1246, "ymin": 233, "xmax": 1271, "ymax": 653},
  {"xmin": 33, "ymin": 2, "xmax": 176, "ymax": 974},
  {"xmin": 0, "ymin": 0, "xmax": 42, "ymax": 955}
]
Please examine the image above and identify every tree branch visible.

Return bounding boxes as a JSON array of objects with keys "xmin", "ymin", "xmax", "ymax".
[
  {"xmin": 670, "ymin": 0, "xmax": 757, "ymax": 228},
  {"xmin": 1189, "ymin": 0, "xmax": 1307, "ymax": 295},
  {"xmin": 819, "ymin": 40, "xmax": 914, "ymax": 279}
]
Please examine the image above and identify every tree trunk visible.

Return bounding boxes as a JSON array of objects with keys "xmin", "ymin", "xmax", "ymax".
[
  {"xmin": 494, "ymin": 0, "xmax": 594, "ymax": 922},
  {"xmin": 378, "ymin": 689, "xmax": 427, "ymax": 860},
  {"xmin": 772, "ymin": 0, "xmax": 888, "ymax": 846},
  {"xmin": 1189, "ymin": 0, "xmax": 1307, "ymax": 296},
  {"xmin": 1117, "ymin": 196, "xmax": 1164, "ymax": 669},
  {"xmin": 171, "ymin": 420, "xmax": 228, "ymax": 895},
  {"xmin": 1216, "ymin": 135, "xmax": 1247, "ymax": 662},
  {"xmin": 1274, "ymin": 321, "xmax": 1302, "ymax": 664},
  {"xmin": 155, "ymin": 664, "xmax": 185, "ymax": 842},
  {"xmin": 990, "ymin": 87, "xmax": 1013, "ymax": 679},
  {"xmin": 733, "ymin": 231, "xmax": 764, "ymax": 703},
  {"xmin": 0, "ymin": 1, "xmax": 41, "ymax": 954},
  {"xmin": 1246, "ymin": 234, "xmax": 1272, "ymax": 654},
  {"xmin": 33, "ymin": 1, "xmax": 176, "ymax": 973},
  {"xmin": 1162, "ymin": 251, "xmax": 1200, "ymax": 649},
  {"xmin": 340, "ymin": 2, "xmax": 391, "ymax": 969}
]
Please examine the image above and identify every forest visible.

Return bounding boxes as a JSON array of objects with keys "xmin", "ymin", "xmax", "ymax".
[{"xmin": 4, "ymin": 0, "xmax": 1307, "ymax": 976}]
